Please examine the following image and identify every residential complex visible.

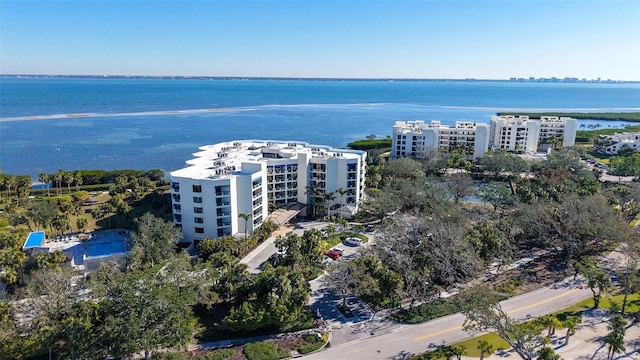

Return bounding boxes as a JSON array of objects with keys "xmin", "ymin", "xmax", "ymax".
[
  {"xmin": 391, "ymin": 120, "xmax": 491, "ymax": 160},
  {"xmin": 490, "ymin": 115, "xmax": 577, "ymax": 152},
  {"xmin": 598, "ymin": 132, "xmax": 640, "ymax": 155},
  {"xmin": 392, "ymin": 115, "xmax": 578, "ymax": 160},
  {"xmin": 170, "ymin": 140, "xmax": 366, "ymax": 243}
]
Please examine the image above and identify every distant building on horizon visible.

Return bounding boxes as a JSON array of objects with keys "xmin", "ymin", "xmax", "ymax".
[{"xmin": 170, "ymin": 140, "xmax": 366, "ymax": 243}]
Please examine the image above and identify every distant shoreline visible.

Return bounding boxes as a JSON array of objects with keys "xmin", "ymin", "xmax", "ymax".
[
  {"xmin": 497, "ymin": 112, "xmax": 640, "ymax": 122},
  {"xmin": 1, "ymin": 74, "xmax": 638, "ymax": 84}
]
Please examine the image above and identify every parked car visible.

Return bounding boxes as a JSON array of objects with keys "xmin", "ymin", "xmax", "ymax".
[
  {"xmin": 331, "ymin": 247, "xmax": 345, "ymax": 256},
  {"xmin": 343, "ymin": 237, "xmax": 362, "ymax": 247},
  {"xmin": 324, "ymin": 249, "xmax": 342, "ymax": 260}
]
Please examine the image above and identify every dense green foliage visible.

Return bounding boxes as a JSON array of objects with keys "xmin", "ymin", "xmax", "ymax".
[
  {"xmin": 347, "ymin": 139, "xmax": 392, "ymax": 150},
  {"xmin": 243, "ymin": 341, "xmax": 287, "ymax": 360}
]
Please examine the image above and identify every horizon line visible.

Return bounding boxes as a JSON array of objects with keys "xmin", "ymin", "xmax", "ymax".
[{"xmin": 1, "ymin": 74, "xmax": 637, "ymax": 83}]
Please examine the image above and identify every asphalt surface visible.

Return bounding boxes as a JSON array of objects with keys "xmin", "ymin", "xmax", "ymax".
[
  {"xmin": 240, "ymin": 220, "xmax": 360, "ymax": 274},
  {"xmin": 303, "ymin": 277, "xmax": 593, "ymax": 360}
]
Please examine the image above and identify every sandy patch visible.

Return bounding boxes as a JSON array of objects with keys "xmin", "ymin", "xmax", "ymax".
[{"xmin": 467, "ymin": 310, "xmax": 640, "ymax": 360}]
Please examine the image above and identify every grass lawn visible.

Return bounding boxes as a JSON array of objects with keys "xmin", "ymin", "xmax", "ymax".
[
  {"xmin": 572, "ymin": 293, "xmax": 640, "ymax": 316},
  {"xmin": 585, "ymin": 149, "xmax": 612, "ymax": 164},
  {"xmin": 450, "ymin": 333, "xmax": 510, "ymax": 357}
]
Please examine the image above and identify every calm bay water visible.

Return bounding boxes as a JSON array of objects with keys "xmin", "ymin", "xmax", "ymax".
[{"xmin": 1, "ymin": 77, "xmax": 639, "ymax": 179}]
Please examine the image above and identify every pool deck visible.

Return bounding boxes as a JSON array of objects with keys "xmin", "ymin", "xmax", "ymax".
[{"xmin": 35, "ymin": 229, "xmax": 131, "ymax": 270}]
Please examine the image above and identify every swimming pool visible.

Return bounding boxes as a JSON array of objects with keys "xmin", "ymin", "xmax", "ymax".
[
  {"xmin": 85, "ymin": 231, "xmax": 130, "ymax": 259},
  {"xmin": 23, "ymin": 231, "xmax": 45, "ymax": 249},
  {"xmin": 88, "ymin": 241, "xmax": 127, "ymax": 258}
]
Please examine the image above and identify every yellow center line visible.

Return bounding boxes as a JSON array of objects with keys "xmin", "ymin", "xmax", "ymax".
[{"xmin": 412, "ymin": 288, "xmax": 579, "ymax": 342}]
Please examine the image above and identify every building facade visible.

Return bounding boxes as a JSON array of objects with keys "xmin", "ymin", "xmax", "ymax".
[
  {"xmin": 392, "ymin": 116, "xmax": 578, "ymax": 161},
  {"xmin": 170, "ymin": 140, "xmax": 366, "ymax": 243},
  {"xmin": 599, "ymin": 132, "xmax": 640, "ymax": 155},
  {"xmin": 489, "ymin": 115, "xmax": 578, "ymax": 152},
  {"xmin": 391, "ymin": 120, "xmax": 491, "ymax": 161}
]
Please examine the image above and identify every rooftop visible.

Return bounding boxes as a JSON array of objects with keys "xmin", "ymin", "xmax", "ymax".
[{"xmin": 171, "ymin": 139, "xmax": 364, "ymax": 180}]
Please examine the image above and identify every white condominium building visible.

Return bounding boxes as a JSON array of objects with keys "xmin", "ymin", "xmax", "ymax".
[
  {"xmin": 391, "ymin": 120, "xmax": 491, "ymax": 161},
  {"xmin": 490, "ymin": 115, "xmax": 578, "ymax": 152},
  {"xmin": 170, "ymin": 140, "xmax": 366, "ymax": 243},
  {"xmin": 599, "ymin": 132, "xmax": 640, "ymax": 155}
]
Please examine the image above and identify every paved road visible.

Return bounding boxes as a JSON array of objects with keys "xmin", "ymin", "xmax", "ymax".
[{"xmin": 303, "ymin": 277, "xmax": 593, "ymax": 360}]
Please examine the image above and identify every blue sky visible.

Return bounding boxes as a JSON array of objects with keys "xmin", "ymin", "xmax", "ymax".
[{"xmin": 1, "ymin": 1, "xmax": 639, "ymax": 80}]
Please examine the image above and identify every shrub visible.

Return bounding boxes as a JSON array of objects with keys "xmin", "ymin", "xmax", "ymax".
[
  {"xmin": 0, "ymin": 218, "xmax": 9, "ymax": 228},
  {"xmin": 243, "ymin": 341, "xmax": 282, "ymax": 360},
  {"xmin": 298, "ymin": 332, "xmax": 329, "ymax": 354},
  {"xmin": 389, "ymin": 299, "xmax": 459, "ymax": 324},
  {"xmin": 198, "ymin": 348, "xmax": 236, "ymax": 360}
]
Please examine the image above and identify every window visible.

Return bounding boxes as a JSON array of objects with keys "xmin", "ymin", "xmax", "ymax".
[
  {"xmin": 195, "ymin": 227, "xmax": 204, "ymax": 234},
  {"xmin": 194, "ymin": 207, "xmax": 203, "ymax": 213},
  {"xmin": 193, "ymin": 197, "xmax": 202, "ymax": 203},
  {"xmin": 194, "ymin": 217, "xmax": 204, "ymax": 223},
  {"xmin": 192, "ymin": 185, "xmax": 202, "ymax": 192}
]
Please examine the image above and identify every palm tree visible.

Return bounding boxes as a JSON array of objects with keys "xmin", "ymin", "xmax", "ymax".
[
  {"xmin": 604, "ymin": 313, "xmax": 626, "ymax": 360},
  {"xmin": 63, "ymin": 173, "xmax": 74, "ymax": 194},
  {"xmin": 537, "ymin": 347, "xmax": 561, "ymax": 360},
  {"xmin": 336, "ymin": 187, "xmax": 348, "ymax": 219},
  {"xmin": 54, "ymin": 170, "xmax": 64, "ymax": 196},
  {"xmin": 38, "ymin": 172, "xmax": 49, "ymax": 196},
  {"xmin": 563, "ymin": 315, "xmax": 581, "ymax": 345},
  {"xmin": 3, "ymin": 176, "xmax": 17, "ymax": 205},
  {"xmin": 238, "ymin": 213, "xmax": 252, "ymax": 238},
  {"xmin": 477, "ymin": 340, "xmax": 494, "ymax": 360},
  {"xmin": 304, "ymin": 184, "xmax": 321, "ymax": 218},
  {"xmin": 323, "ymin": 191, "xmax": 336, "ymax": 218},
  {"xmin": 73, "ymin": 171, "xmax": 83, "ymax": 191},
  {"xmin": 540, "ymin": 315, "xmax": 562, "ymax": 336},
  {"xmin": 549, "ymin": 136, "xmax": 563, "ymax": 150}
]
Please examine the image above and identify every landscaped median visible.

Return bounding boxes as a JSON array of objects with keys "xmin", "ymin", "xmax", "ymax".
[{"xmin": 150, "ymin": 331, "xmax": 330, "ymax": 360}]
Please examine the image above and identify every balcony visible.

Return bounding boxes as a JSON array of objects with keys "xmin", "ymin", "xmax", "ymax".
[
  {"xmin": 174, "ymin": 214, "xmax": 182, "ymax": 222},
  {"xmin": 217, "ymin": 222, "xmax": 231, "ymax": 227},
  {"xmin": 216, "ymin": 190, "xmax": 231, "ymax": 196},
  {"xmin": 173, "ymin": 204, "xmax": 181, "ymax": 212},
  {"xmin": 171, "ymin": 183, "xmax": 180, "ymax": 192},
  {"xmin": 216, "ymin": 211, "xmax": 231, "ymax": 217},
  {"xmin": 172, "ymin": 194, "xmax": 181, "ymax": 202},
  {"xmin": 216, "ymin": 201, "xmax": 230, "ymax": 207}
]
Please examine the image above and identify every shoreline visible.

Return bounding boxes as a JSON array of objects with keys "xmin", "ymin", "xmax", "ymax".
[{"xmin": 3, "ymin": 109, "xmax": 640, "ymax": 124}]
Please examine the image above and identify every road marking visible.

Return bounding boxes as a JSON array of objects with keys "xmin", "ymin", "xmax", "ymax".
[
  {"xmin": 412, "ymin": 288, "xmax": 580, "ymax": 342},
  {"xmin": 506, "ymin": 288, "xmax": 579, "ymax": 316},
  {"xmin": 413, "ymin": 325, "xmax": 463, "ymax": 342}
]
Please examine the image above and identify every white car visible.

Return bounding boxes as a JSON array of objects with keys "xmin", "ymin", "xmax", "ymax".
[
  {"xmin": 331, "ymin": 247, "xmax": 345, "ymax": 255},
  {"xmin": 343, "ymin": 237, "xmax": 362, "ymax": 247}
]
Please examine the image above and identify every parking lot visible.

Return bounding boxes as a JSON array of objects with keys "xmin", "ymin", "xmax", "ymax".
[{"xmin": 241, "ymin": 220, "xmax": 368, "ymax": 273}]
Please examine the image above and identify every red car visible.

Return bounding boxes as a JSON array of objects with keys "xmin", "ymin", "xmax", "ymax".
[{"xmin": 324, "ymin": 249, "xmax": 342, "ymax": 260}]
